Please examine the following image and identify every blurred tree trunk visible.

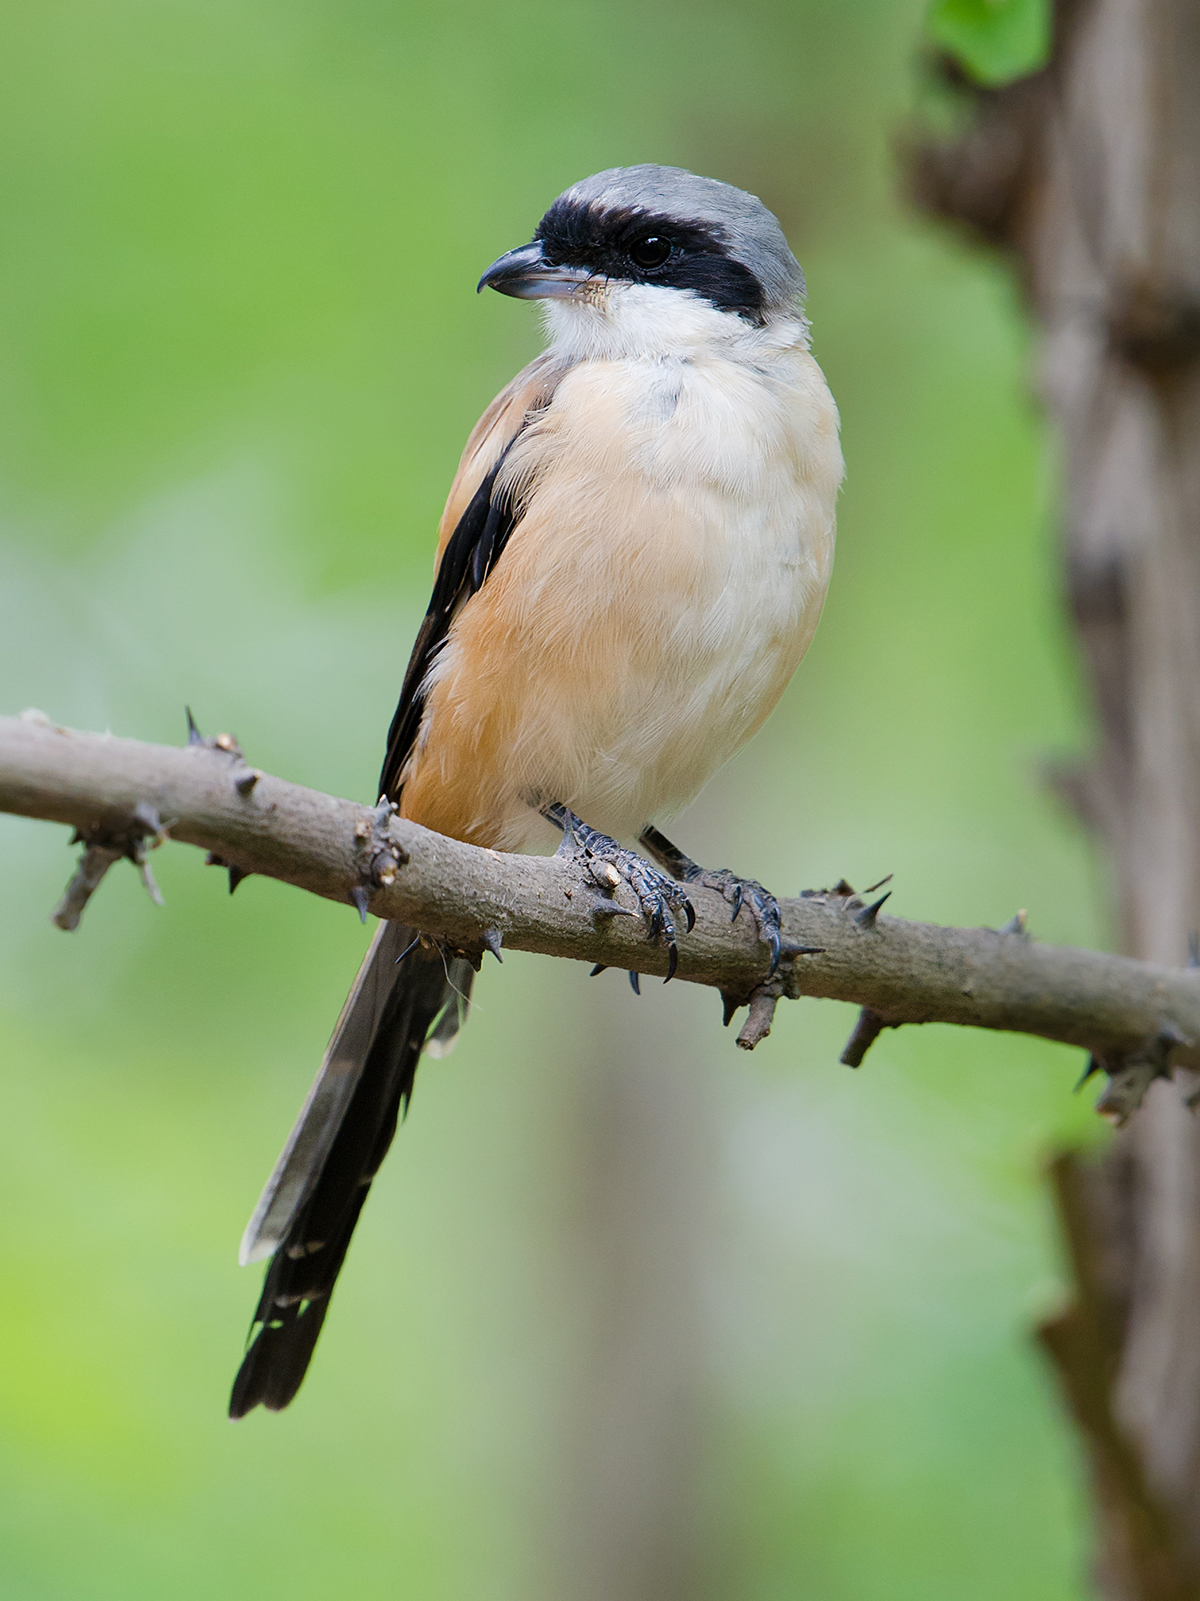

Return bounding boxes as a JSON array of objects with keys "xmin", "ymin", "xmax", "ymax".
[
  {"xmin": 555, "ymin": 977, "xmax": 713, "ymax": 1601},
  {"xmin": 914, "ymin": 1, "xmax": 1200, "ymax": 1595}
]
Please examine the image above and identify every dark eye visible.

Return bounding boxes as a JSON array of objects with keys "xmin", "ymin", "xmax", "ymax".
[{"xmin": 628, "ymin": 234, "xmax": 672, "ymax": 269}]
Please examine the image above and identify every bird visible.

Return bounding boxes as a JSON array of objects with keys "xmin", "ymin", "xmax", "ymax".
[{"xmin": 228, "ymin": 164, "xmax": 844, "ymax": 1417}]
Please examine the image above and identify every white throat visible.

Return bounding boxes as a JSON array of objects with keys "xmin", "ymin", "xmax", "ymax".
[{"xmin": 541, "ymin": 282, "xmax": 809, "ymax": 366}]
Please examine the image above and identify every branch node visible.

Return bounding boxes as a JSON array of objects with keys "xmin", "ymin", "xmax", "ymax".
[
  {"xmin": 588, "ymin": 860, "xmax": 622, "ymax": 892},
  {"xmin": 349, "ymin": 800, "xmax": 408, "ymax": 916},
  {"xmin": 1090, "ymin": 1030, "xmax": 1187, "ymax": 1126},
  {"xmin": 51, "ymin": 802, "xmax": 169, "ymax": 930}
]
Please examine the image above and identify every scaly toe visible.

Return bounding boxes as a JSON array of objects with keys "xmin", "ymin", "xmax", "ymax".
[
  {"xmin": 700, "ymin": 869, "xmax": 782, "ymax": 974},
  {"xmin": 556, "ymin": 812, "xmax": 692, "ymax": 981}
]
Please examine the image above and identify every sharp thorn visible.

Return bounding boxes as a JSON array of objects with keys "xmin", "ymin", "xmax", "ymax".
[
  {"xmin": 185, "ymin": 706, "xmax": 203, "ymax": 745},
  {"xmin": 781, "ymin": 943, "xmax": 825, "ymax": 957},
  {"xmin": 721, "ymin": 990, "xmax": 742, "ymax": 1027},
  {"xmin": 591, "ymin": 898, "xmax": 636, "ymax": 919},
  {"xmin": 132, "ymin": 800, "xmax": 164, "ymax": 836},
  {"xmin": 862, "ymin": 873, "xmax": 894, "ymax": 895},
  {"xmin": 998, "ymin": 909, "xmax": 1028, "ymax": 936},
  {"xmin": 839, "ymin": 1006, "xmax": 887, "ymax": 1068},
  {"xmin": 234, "ymin": 767, "xmax": 261, "ymax": 796},
  {"xmin": 350, "ymin": 885, "xmax": 371, "ymax": 923},
  {"xmin": 590, "ymin": 964, "xmax": 608, "ymax": 977},
  {"xmin": 138, "ymin": 861, "xmax": 165, "ymax": 907},
  {"xmin": 833, "ymin": 878, "xmax": 855, "ymax": 896},
  {"xmin": 1074, "ymin": 1056, "xmax": 1103, "ymax": 1092},
  {"xmin": 628, "ymin": 970, "xmax": 641, "ymax": 996},
  {"xmin": 228, "ymin": 866, "xmax": 249, "ymax": 895},
  {"xmin": 855, "ymin": 891, "xmax": 891, "ymax": 929},
  {"xmin": 481, "ymin": 926, "xmax": 503, "ymax": 962},
  {"xmin": 205, "ymin": 851, "xmax": 226, "ymax": 868}
]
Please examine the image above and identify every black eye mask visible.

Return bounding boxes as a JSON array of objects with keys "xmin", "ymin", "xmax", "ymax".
[{"xmin": 534, "ymin": 200, "xmax": 768, "ymax": 324}]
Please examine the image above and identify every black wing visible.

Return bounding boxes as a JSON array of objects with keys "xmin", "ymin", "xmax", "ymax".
[{"xmin": 377, "ymin": 439, "xmax": 527, "ymax": 802}]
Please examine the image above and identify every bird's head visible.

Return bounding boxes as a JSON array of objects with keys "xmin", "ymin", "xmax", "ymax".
[{"xmin": 477, "ymin": 165, "xmax": 804, "ymax": 353}]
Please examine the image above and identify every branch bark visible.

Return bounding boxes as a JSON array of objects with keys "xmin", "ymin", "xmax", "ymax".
[{"xmin": 4, "ymin": 712, "xmax": 1200, "ymax": 1090}]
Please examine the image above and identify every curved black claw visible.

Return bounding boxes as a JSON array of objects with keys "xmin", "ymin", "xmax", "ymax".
[
  {"xmin": 549, "ymin": 805, "xmax": 693, "ymax": 981},
  {"xmin": 698, "ymin": 869, "xmax": 782, "ymax": 974}
]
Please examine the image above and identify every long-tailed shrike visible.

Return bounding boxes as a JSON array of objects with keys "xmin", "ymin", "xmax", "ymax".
[{"xmin": 229, "ymin": 165, "xmax": 843, "ymax": 1416}]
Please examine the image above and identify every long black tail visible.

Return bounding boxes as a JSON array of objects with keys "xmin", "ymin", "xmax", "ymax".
[{"xmin": 229, "ymin": 922, "xmax": 472, "ymax": 1417}]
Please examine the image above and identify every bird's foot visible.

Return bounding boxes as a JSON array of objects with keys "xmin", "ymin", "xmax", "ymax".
[
  {"xmin": 547, "ymin": 804, "xmax": 695, "ymax": 981},
  {"xmin": 639, "ymin": 825, "xmax": 782, "ymax": 974},
  {"xmin": 696, "ymin": 868, "xmax": 782, "ymax": 974}
]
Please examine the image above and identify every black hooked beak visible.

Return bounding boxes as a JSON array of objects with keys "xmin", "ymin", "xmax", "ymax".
[{"xmin": 476, "ymin": 240, "xmax": 595, "ymax": 300}]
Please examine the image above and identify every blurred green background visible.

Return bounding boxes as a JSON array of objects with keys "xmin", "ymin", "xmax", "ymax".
[{"xmin": 0, "ymin": 1, "xmax": 1107, "ymax": 1596}]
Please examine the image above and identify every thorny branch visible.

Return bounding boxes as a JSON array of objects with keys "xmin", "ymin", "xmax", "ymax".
[{"xmin": 4, "ymin": 710, "xmax": 1200, "ymax": 1121}]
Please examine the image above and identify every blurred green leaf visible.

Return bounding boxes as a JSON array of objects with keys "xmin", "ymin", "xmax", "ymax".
[{"xmin": 927, "ymin": 0, "xmax": 1050, "ymax": 84}]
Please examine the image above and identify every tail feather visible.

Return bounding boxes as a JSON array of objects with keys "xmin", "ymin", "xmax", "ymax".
[{"xmin": 229, "ymin": 922, "xmax": 455, "ymax": 1419}]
